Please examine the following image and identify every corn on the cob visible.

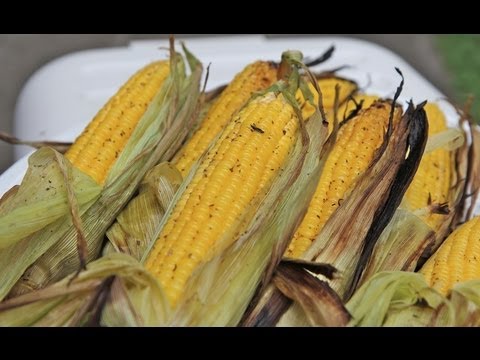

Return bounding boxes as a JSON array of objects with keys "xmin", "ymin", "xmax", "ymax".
[
  {"xmin": 403, "ymin": 103, "xmax": 452, "ymax": 228},
  {"xmin": 145, "ymin": 91, "xmax": 299, "ymax": 306},
  {"xmin": 65, "ymin": 61, "xmax": 170, "ymax": 184},
  {"xmin": 172, "ymin": 61, "xmax": 278, "ymax": 177},
  {"xmin": 285, "ymin": 100, "xmax": 400, "ymax": 258},
  {"xmin": 420, "ymin": 216, "xmax": 480, "ymax": 295}
]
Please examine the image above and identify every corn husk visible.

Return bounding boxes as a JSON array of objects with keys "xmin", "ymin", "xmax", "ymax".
[
  {"xmin": 0, "ymin": 148, "xmax": 101, "ymax": 249},
  {"xmin": 0, "ymin": 42, "xmax": 203, "ymax": 300},
  {"xmin": 358, "ymin": 104, "xmax": 479, "ymax": 287},
  {"xmin": 241, "ymin": 81, "xmax": 429, "ymax": 326},
  {"xmin": 0, "ymin": 159, "xmax": 186, "ymax": 326},
  {"xmin": 346, "ymin": 271, "xmax": 480, "ymax": 327},
  {"xmin": 104, "ymin": 162, "xmax": 183, "ymax": 260},
  {"xmin": 0, "ymin": 253, "xmax": 167, "ymax": 326},
  {"xmin": 346, "ymin": 271, "xmax": 451, "ymax": 326}
]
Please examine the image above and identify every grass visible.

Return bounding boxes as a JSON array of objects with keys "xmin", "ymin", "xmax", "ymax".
[{"xmin": 436, "ymin": 35, "xmax": 480, "ymax": 122}]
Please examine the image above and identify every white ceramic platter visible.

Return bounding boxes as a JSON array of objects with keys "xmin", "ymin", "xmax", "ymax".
[{"xmin": 0, "ymin": 35, "xmax": 473, "ymax": 216}]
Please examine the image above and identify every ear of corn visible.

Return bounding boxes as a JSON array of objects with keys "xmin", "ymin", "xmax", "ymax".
[
  {"xmin": 0, "ymin": 45, "xmax": 203, "ymax": 301},
  {"xmin": 420, "ymin": 216, "xmax": 480, "ymax": 295},
  {"xmin": 172, "ymin": 61, "xmax": 278, "ymax": 177},
  {"xmin": 242, "ymin": 100, "xmax": 429, "ymax": 327},
  {"xmin": 66, "ymin": 61, "xmax": 170, "ymax": 185},
  {"xmin": 145, "ymin": 91, "xmax": 300, "ymax": 307},
  {"xmin": 285, "ymin": 100, "xmax": 400, "ymax": 258}
]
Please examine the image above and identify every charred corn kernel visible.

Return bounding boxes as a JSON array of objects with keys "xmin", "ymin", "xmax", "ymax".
[
  {"xmin": 285, "ymin": 101, "xmax": 401, "ymax": 258},
  {"xmin": 173, "ymin": 61, "xmax": 278, "ymax": 176},
  {"xmin": 145, "ymin": 92, "xmax": 298, "ymax": 306},
  {"xmin": 420, "ymin": 216, "xmax": 480, "ymax": 295},
  {"xmin": 298, "ymin": 77, "xmax": 357, "ymax": 122},
  {"xmin": 65, "ymin": 61, "xmax": 170, "ymax": 184},
  {"xmin": 403, "ymin": 103, "xmax": 452, "ymax": 228}
]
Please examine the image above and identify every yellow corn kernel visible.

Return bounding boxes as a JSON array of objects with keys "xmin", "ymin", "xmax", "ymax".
[
  {"xmin": 403, "ymin": 103, "xmax": 452, "ymax": 228},
  {"xmin": 285, "ymin": 101, "xmax": 401, "ymax": 258},
  {"xmin": 65, "ymin": 61, "xmax": 170, "ymax": 184},
  {"xmin": 145, "ymin": 92, "xmax": 298, "ymax": 306},
  {"xmin": 420, "ymin": 216, "xmax": 480, "ymax": 295},
  {"xmin": 172, "ymin": 61, "xmax": 278, "ymax": 177}
]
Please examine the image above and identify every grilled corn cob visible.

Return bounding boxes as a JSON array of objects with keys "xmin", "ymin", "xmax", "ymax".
[
  {"xmin": 145, "ymin": 90, "xmax": 300, "ymax": 306},
  {"xmin": 420, "ymin": 216, "xmax": 480, "ymax": 295},
  {"xmin": 285, "ymin": 100, "xmax": 400, "ymax": 258},
  {"xmin": 65, "ymin": 61, "xmax": 170, "ymax": 184}
]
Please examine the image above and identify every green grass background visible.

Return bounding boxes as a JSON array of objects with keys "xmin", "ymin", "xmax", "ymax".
[{"xmin": 436, "ymin": 34, "xmax": 480, "ymax": 122}]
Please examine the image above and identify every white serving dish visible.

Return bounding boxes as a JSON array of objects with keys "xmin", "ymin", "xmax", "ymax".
[{"xmin": 0, "ymin": 35, "xmax": 469, "ymax": 206}]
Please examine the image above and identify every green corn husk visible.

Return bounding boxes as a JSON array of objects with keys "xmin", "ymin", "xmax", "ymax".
[
  {"xmin": 0, "ymin": 148, "xmax": 101, "ymax": 249},
  {"xmin": 0, "ymin": 42, "xmax": 203, "ymax": 300},
  {"xmin": 0, "ymin": 253, "xmax": 168, "ymax": 326},
  {"xmin": 104, "ymin": 162, "xmax": 183, "ymax": 260},
  {"xmin": 346, "ymin": 271, "xmax": 451, "ymax": 326},
  {"xmin": 346, "ymin": 271, "xmax": 480, "ymax": 327},
  {"xmin": 0, "ymin": 159, "xmax": 186, "ymax": 326}
]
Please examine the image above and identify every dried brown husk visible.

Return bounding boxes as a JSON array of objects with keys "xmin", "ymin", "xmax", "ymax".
[
  {"xmin": 0, "ymin": 131, "xmax": 71, "ymax": 154},
  {"xmin": 273, "ymin": 261, "xmax": 350, "ymax": 327},
  {"xmin": 358, "ymin": 102, "xmax": 478, "ymax": 287}
]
